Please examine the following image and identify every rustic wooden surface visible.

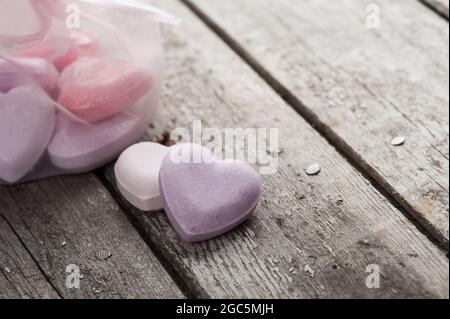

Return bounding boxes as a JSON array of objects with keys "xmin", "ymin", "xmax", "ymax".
[
  {"xmin": 99, "ymin": 0, "xmax": 449, "ymax": 299},
  {"xmin": 0, "ymin": 175, "xmax": 184, "ymax": 299},
  {"xmin": 422, "ymin": 0, "xmax": 450, "ymax": 18},
  {"xmin": 0, "ymin": 215, "xmax": 59, "ymax": 299},
  {"xmin": 183, "ymin": 0, "xmax": 450, "ymax": 247},
  {"xmin": 0, "ymin": 0, "xmax": 448, "ymax": 299}
]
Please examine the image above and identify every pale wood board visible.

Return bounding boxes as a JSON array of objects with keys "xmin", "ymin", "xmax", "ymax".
[
  {"xmin": 100, "ymin": 0, "xmax": 449, "ymax": 299},
  {"xmin": 422, "ymin": 0, "xmax": 449, "ymax": 18},
  {"xmin": 183, "ymin": 0, "xmax": 450, "ymax": 246},
  {"xmin": 0, "ymin": 215, "xmax": 60, "ymax": 299},
  {"xmin": 0, "ymin": 175, "xmax": 184, "ymax": 299}
]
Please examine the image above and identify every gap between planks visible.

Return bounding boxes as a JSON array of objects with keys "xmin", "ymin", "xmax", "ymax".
[
  {"xmin": 180, "ymin": 0, "xmax": 449, "ymax": 249},
  {"xmin": 0, "ymin": 213, "xmax": 61, "ymax": 298},
  {"xmin": 0, "ymin": 212, "xmax": 64, "ymax": 298},
  {"xmin": 419, "ymin": 0, "xmax": 450, "ymax": 19}
]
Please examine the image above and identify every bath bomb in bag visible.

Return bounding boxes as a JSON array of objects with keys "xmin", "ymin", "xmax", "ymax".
[
  {"xmin": 48, "ymin": 112, "xmax": 144, "ymax": 172},
  {"xmin": 0, "ymin": 57, "xmax": 59, "ymax": 93},
  {"xmin": 58, "ymin": 58, "xmax": 152, "ymax": 123},
  {"xmin": 0, "ymin": 86, "xmax": 56, "ymax": 183},
  {"xmin": 159, "ymin": 144, "xmax": 262, "ymax": 242},
  {"xmin": 115, "ymin": 142, "xmax": 170, "ymax": 211},
  {"xmin": 16, "ymin": 31, "xmax": 97, "ymax": 71}
]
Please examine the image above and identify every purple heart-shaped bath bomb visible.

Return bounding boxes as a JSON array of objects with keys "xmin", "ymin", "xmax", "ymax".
[
  {"xmin": 47, "ymin": 112, "xmax": 144, "ymax": 172},
  {"xmin": 0, "ymin": 57, "xmax": 59, "ymax": 94},
  {"xmin": 0, "ymin": 86, "xmax": 56, "ymax": 183},
  {"xmin": 159, "ymin": 144, "xmax": 262, "ymax": 243}
]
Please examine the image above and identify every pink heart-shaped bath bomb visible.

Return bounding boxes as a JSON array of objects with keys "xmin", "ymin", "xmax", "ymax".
[
  {"xmin": 58, "ymin": 58, "xmax": 152, "ymax": 123},
  {"xmin": 47, "ymin": 112, "xmax": 144, "ymax": 172},
  {"xmin": 159, "ymin": 144, "xmax": 262, "ymax": 242},
  {"xmin": 0, "ymin": 57, "xmax": 59, "ymax": 93},
  {"xmin": 15, "ymin": 31, "xmax": 97, "ymax": 71},
  {"xmin": 0, "ymin": 86, "xmax": 56, "ymax": 183}
]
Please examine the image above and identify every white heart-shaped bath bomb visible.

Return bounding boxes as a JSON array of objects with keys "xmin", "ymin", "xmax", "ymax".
[{"xmin": 115, "ymin": 142, "xmax": 169, "ymax": 211}]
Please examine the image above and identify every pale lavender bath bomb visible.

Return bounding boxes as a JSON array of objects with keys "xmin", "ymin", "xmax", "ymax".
[
  {"xmin": 115, "ymin": 142, "xmax": 170, "ymax": 212},
  {"xmin": 159, "ymin": 143, "xmax": 262, "ymax": 243},
  {"xmin": 0, "ymin": 57, "xmax": 59, "ymax": 93},
  {"xmin": 47, "ymin": 112, "xmax": 144, "ymax": 172},
  {"xmin": 0, "ymin": 86, "xmax": 56, "ymax": 183}
]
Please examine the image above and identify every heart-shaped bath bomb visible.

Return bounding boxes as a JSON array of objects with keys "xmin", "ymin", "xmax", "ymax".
[
  {"xmin": 16, "ymin": 31, "xmax": 97, "ymax": 71},
  {"xmin": 0, "ymin": 86, "xmax": 56, "ymax": 183},
  {"xmin": 115, "ymin": 142, "xmax": 169, "ymax": 211},
  {"xmin": 47, "ymin": 112, "xmax": 144, "ymax": 172},
  {"xmin": 159, "ymin": 144, "xmax": 262, "ymax": 242},
  {"xmin": 58, "ymin": 58, "xmax": 152, "ymax": 123},
  {"xmin": 0, "ymin": 57, "xmax": 59, "ymax": 93}
]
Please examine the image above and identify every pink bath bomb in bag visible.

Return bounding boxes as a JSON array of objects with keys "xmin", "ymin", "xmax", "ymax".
[
  {"xmin": 15, "ymin": 31, "xmax": 97, "ymax": 71},
  {"xmin": 0, "ymin": 56, "xmax": 58, "ymax": 93},
  {"xmin": 57, "ymin": 57, "xmax": 152, "ymax": 123}
]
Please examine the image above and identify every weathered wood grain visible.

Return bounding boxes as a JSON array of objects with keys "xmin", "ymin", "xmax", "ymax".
[
  {"xmin": 421, "ymin": 0, "xmax": 449, "ymax": 18},
  {"xmin": 0, "ymin": 215, "xmax": 60, "ymax": 299},
  {"xmin": 0, "ymin": 175, "xmax": 184, "ymax": 299},
  {"xmin": 100, "ymin": 0, "xmax": 449, "ymax": 299},
  {"xmin": 183, "ymin": 0, "xmax": 450, "ymax": 246}
]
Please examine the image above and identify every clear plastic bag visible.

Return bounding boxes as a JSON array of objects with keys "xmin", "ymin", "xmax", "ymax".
[{"xmin": 0, "ymin": 0, "xmax": 178, "ymax": 184}]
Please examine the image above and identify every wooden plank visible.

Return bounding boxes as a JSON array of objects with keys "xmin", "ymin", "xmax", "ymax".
[
  {"xmin": 421, "ymin": 0, "xmax": 449, "ymax": 18},
  {"xmin": 183, "ymin": 0, "xmax": 450, "ymax": 246},
  {"xmin": 0, "ymin": 215, "xmax": 60, "ymax": 299},
  {"xmin": 0, "ymin": 175, "xmax": 184, "ymax": 299},
  {"xmin": 100, "ymin": 0, "xmax": 449, "ymax": 298}
]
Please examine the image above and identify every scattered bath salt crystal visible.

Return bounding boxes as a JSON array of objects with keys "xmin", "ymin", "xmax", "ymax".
[
  {"xmin": 93, "ymin": 287, "xmax": 103, "ymax": 294},
  {"xmin": 323, "ymin": 242, "xmax": 334, "ymax": 255},
  {"xmin": 295, "ymin": 192, "xmax": 306, "ymax": 200},
  {"xmin": 306, "ymin": 164, "xmax": 321, "ymax": 176},
  {"xmin": 391, "ymin": 136, "xmax": 406, "ymax": 146},
  {"xmin": 332, "ymin": 264, "xmax": 341, "ymax": 270},
  {"xmin": 358, "ymin": 240, "xmax": 371, "ymax": 247},
  {"xmin": 303, "ymin": 264, "xmax": 315, "ymax": 278},
  {"xmin": 96, "ymin": 249, "xmax": 112, "ymax": 261}
]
